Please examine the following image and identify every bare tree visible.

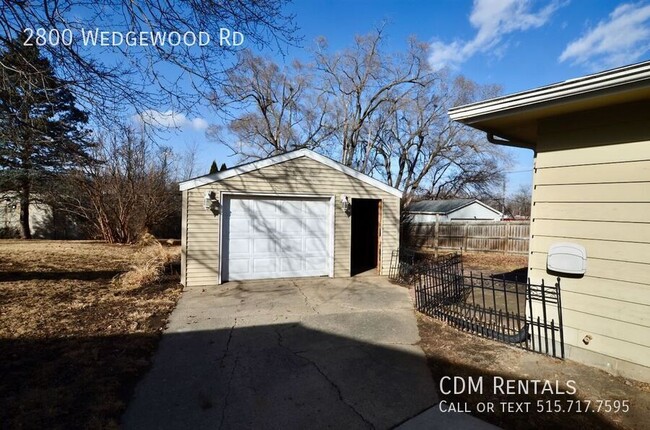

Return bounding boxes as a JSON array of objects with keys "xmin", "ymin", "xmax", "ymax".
[
  {"xmin": 383, "ymin": 75, "xmax": 507, "ymax": 205},
  {"xmin": 209, "ymin": 50, "xmax": 334, "ymax": 159},
  {"xmin": 1, "ymin": 1, "xmax": 298, "ymax": 125},
  {"xmin": 174, "ymin": 140, "xmax": 200, "ymax": 182},
  {"xmin": 65, "ymin": 126, "xmax": 177, "ymax": 243},
  {"xmin": 314, "ymin": 29, "xmax": 428, "ymax": 169},
  {"xmin": 213, "ymin": 29, "xmax": 508, "ymax": 202},
  {"xmin": 507, "ymin": 184, "xmax": 532, "ymax": 218}
]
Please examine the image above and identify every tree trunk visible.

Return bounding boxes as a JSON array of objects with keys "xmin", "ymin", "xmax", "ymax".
[{"xmin": 19, "ymin": 181, "xmax": 32, "ymax": 239}]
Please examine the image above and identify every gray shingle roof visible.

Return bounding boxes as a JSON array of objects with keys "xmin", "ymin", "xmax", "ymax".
[{"xmin": 406, "ymin": 199, "xmax": 477, "ymax": 214}]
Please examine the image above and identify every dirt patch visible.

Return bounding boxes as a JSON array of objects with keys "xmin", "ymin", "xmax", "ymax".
[
  {"xmin": 414, "ymin": 251, "xmax": 650, "ymax": 429},
  {"xmin": 0, "ymin": 240, "xmax": 183, "ymax": 429}
]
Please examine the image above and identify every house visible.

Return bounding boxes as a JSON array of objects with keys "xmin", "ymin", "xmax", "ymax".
[
  {"xmin": 404, "ymin": 199, "xmax": 502, "ymax": 223},
  {"xmin": 1, "ymin": 192, "xmax": 54, "ymax": 238},
  {"xmin": 449, "ymin": 61, "xmax": 650, "ymax": 382},
  {"xmin": 1, "ymin": 192, "xmax": 81, "ymax": 239},
  {"xmin": 178, "ymin": 148, "xmax": 402, "ymax": 286}
]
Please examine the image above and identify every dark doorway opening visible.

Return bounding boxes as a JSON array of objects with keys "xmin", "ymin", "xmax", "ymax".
[{"xmin": 351, "ymin": 199, "xmax": 380, "ymax": 276}]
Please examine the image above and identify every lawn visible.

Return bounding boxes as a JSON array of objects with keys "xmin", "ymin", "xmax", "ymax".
[{"xmin": 0, "ymin": 240, "xmax": 182, "ymax": 429}]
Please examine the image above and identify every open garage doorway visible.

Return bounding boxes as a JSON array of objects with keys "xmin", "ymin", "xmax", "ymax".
[{"xmin": 351, "ymin": 198, "xmax": 381, "ymax": 276}]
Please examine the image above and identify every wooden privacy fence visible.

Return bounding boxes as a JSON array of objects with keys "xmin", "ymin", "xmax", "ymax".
[{"xmin": 402, "ymin": 221, "xmax": 530, "ymax": 254}]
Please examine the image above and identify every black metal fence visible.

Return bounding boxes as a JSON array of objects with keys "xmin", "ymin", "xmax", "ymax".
[
  {"xmin": 389, "ymin": 249, "xmax": 420, "ymax": 285},
  {"xmin": 391, "ymin": 250, "xmax": 565, "ymax": 358}
]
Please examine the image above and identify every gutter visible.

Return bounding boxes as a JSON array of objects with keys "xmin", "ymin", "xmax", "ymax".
[
  {"xmin": 448, "ymin": 60, "xmax": 650, "ymax": 122},
  {"xmin": 487, "ymin": 133, "xmax": 534, "ymax": 150}
]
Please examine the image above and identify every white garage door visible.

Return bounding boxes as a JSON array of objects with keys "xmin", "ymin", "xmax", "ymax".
[{"xmin": 222, "ymin": 196, "xmax": 331, "ymax": 281}]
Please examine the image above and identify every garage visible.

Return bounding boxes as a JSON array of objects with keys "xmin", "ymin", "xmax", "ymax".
[
  {"xmin": 222, "ymin": 196, "xmax": 331, "ymax": 281},
  {"xmin": 178, "ymin": 149, "xmax": 402, "ymax": 286}
]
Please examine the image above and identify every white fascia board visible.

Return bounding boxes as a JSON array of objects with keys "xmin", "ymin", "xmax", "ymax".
[
  {"xmin": 472, "ymin": 199, "xmax": 503, "ymax": 217},
  {"xmin": 449, "ymin": 61, "xmax": 650, "ymax": 122},
  {"xmin": 178, "ymin": 148, "xmax": 403, "ymax": 198}
]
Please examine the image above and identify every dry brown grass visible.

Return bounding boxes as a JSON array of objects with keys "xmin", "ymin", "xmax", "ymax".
[
  {"xmin": 414, "ymin": 252, "xmax": 650, "ymax": 430},
  {"xmin": 410, "ymin": 250, "xmax": 528, "ymax": 275},
  {"xmin": 458, "ymin": 251, "xmax": 528, "ymax": 274},
  {"xmin": 0, "ymin": 239, "xmax": 182, "ymax": 429},
  {"xmin": 115, "ymin": 240, "xmax": 178, "ymax": 292},
  {"xmin": 418, "ymin": 314, "xmax": 650, "ymax": 430}
]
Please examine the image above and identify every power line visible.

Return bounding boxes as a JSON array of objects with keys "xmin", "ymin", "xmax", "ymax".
[{"xmin": 503, "ymin": 169, "xmax": 533, "ymax": 174}]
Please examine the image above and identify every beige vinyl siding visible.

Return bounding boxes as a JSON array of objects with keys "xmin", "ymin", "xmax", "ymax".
[
  {"xmin": 180, "ymin": 190, "xmax": 188, "ymax": 286},
  {"xmin": 528, "ymin": 103, "xmax": 650, "ymax": 379},
  {"xmin": 183, "ymin": 156, "xmax": 400, "ymax": 287},
  {"xmin": 185, "ymin": 191, "xmax": 220, "ymax": 286}
]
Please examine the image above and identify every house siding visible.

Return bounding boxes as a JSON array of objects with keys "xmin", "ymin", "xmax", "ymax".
[
  {"xmin": 406, "ymin": 202, "xmax": 501, "ymax": 223},
  {"xmin": 446, "ymin": 203, "xmax": 501, "ymax": 221},
  {"xmin": 183, "ymin": 156, "xmax": 400, "ymax": 287},
  {"xmin": 529, "ymin": 102, "xmax": 650, "ymax": 381},
  {"xmin": 180, "ymin": 190, "xmax": 188, "ymax": 286}
]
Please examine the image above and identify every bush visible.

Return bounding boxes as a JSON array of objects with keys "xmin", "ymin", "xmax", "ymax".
[{"xmin": 114, "ymin": 239, "xmax": 176, "ymax": 291}]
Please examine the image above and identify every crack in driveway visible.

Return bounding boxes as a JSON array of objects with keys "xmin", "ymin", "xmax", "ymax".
[
  {"xmin": 292, "ymin": 280, "xmax": 319, "ymax": 314},
  {"xmin": 218, "ymin": 354, "xmax": 239, "ymax": 430},
  {"xmin": 219, "ymin": 318, "xmax": 237, "ymax": 367},
  {"xmin": 274, "ymin": 327, "xmax": 375, "ymax": 429}
]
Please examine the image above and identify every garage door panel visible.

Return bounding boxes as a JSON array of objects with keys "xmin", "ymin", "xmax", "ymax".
[
  {"xmin": 253, "ymin": 258, "xmax": 277, "ymax": 274},
  {"xmin": 223, "ymin": 196, "xmax": 330, "ymax": 281},
  {"xmin": 306, "ymin": 256, "xmax": 326, "ymax": 271},
  {"xmin": 282, "ymin": 200, "xmax": 303, "ymax": 215},
  {"xmin": 304, "ymin": 201, "xmax": 328, "ymax": 216},
  {"xmin": 259, "ymin": 200, "xmax": 281, "ymax": 215},
  {"xmin": 280, "ymin": 257, "xmax": 302, "ymax": 272},
  {"xmin": 280, "ymin": 218, "xmax": 302, "ymax": 233},
  {"xmin": 280, "ymin": 237, "xmax": 303, "ymax": 253},
  {"xmin": 229, "ymin": 238, "xmax": 250, "ymax": 255},
  {"xmin": 304, "ymin": 218, "xmax": 325, "ymax": 232},
  {"xmin": 229, "ymin": 219, "xmax": 250, "ymax": 236},
  {"xmin": 305, "ymin": 237, "xmax": 326, "ymax": 253},
  {"xmin": 252, "ymin": 219, "xmax": 277, "ymax": 234},
  {"xmin": 230, "ymin": 199, "xmax": 255, "ymax": 214},
  {"xmin": 228, "ymin": 258, "xmax": 251, "ymax": 275},
  {"xmin": 253, "ymin": 238, "xmax": 276, "ymax": 253}
]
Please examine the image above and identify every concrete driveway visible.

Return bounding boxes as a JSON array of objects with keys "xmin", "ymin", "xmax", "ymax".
[{"xmin": 123, "ymin": 276, "xmax": 439, "ymax": 429}]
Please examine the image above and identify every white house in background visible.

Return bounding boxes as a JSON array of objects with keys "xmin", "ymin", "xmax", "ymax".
[
  {"xmin": 404, "ymin": 199, "xmax": 502, "ymax": 223},
  {"xmin": 1, "ymin": 193, "xmax": 52, "ymax": 238}
]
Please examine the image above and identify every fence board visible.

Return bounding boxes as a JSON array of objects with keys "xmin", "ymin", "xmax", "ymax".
[{"xmin": 403, "ymin": 221, "xmax": 530, "ymax": 254}]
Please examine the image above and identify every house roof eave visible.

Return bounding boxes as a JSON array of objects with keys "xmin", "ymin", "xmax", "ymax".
[{"xmin": 448, "ymin": 60, "xmax": 650, "ymax": 144}]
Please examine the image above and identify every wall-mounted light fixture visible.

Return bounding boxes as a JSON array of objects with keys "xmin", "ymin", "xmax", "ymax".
[
  {"xmin": 204, "ymin": 191, "xmax": 220, "ymax": 214},
  {"xmin": 340, "ymin": 194, "xmax": 351, "ymax": 215}
]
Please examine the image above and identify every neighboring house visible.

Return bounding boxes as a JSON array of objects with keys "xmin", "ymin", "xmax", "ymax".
[
  {"xmin": 1, "ymin": 192, "xmax": 52, "ymax": 238},
  {"xmin": 404, "ymin": 199, "xmax": 502, "ymax": 223},
  {"xmin": 449, "ymin": 61, "xmax": 650, "ymax": 382},
  {"xmin": 1, "ymin": 192, "xmax": 81, "ymax": 239},
  {"xmin": 178, "ymin": 148, "xmax": 402, "ymax": 286}
]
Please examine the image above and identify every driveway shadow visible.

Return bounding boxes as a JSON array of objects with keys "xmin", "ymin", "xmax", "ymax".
[
  {"xmin": 0, "ymin": 270, "xmax": 123, "ymax": 282},
  {"xmin": 122, "ymin": 324, "xmax": 438, "ymax": 429}
]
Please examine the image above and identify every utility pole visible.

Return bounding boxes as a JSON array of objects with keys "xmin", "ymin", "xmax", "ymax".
[{"xmin": 502, "ymin": 179, "xmax": 506, "ymax": 220}]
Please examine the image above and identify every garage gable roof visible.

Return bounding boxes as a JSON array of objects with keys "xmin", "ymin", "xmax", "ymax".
[{"xmin": 178, "ymin": 148, "xmax": 403, "ymax": 197}]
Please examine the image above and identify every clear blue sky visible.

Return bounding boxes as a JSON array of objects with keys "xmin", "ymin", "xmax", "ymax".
[{"xmin": 154, "ymin": 0, "xmax": 650, "ymax": 193}]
